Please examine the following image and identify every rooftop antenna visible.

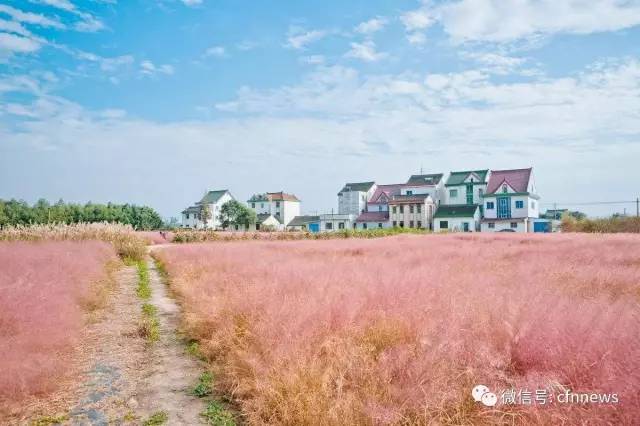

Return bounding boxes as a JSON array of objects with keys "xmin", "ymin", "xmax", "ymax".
[{"xmin": 420, "ymin": 164, "xmax": 424, "ymax": 174}]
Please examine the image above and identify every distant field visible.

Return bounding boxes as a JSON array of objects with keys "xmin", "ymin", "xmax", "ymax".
[
  {"xmin": 155, "ymin": 233, "xmax": 640, "ymax": 425},
  {"xmin": 0, "ymin": 241, "xmax": 116, "ymax": 413}
]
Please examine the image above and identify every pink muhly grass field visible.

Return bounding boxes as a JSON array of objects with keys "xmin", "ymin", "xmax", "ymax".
[
  {"xmin": 155, "ymin": 233, "xmax": 640, "ymax": 425},
  {"xmin": 0, "ymin": 241, "xmax": 116, "ymax": 409}
]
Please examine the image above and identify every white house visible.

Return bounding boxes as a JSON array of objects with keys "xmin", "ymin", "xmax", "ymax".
[
  {"xmin": 337, "ymin": 182, "xmax": 377, "ymax": 215},
  {"xmin": 354, "ymin": 183, "xmax": 404, "ymax": 229},
  {"xmin": 402, "ymin": 174, "xmax": 445, "ymax": 205},
  {"xmin": 444, "ymin": 170, "xmax": 489, "ymax": 206},
  {"xmin": 181, "ymin": 189, "xmax": 234, "ymax": 229},
  {"xmin": 286, "ymin": 215, "xmax": 320, "ymax": 232},
  {"xmin": 434, "ymin": 204, "xmax": 481, "ymax": 232},
  {"xmin": 319, "ymin": 213, "xmax": 356, "ymax": 232},
  {"xmin": 480, "ymin": 168, "xmax": 540, "ymax": 232},
  {"xmin": 247, "ymin": 191, "xmax": 301, "ymax": 230},
  {"xmin": 388, "ymin": 194, "xmax": 436, "ymax": 229}
]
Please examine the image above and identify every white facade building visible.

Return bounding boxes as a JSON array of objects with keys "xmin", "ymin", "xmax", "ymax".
[
  {"xmin": 403, "ymin": 174, "xmax": 445, "ymax": 205},
  {"xmin": 444, "ymin": 170, "xmax": 489, "ymax": 205},
  {"xmin": 181, "ymin": 189, "xmax": 234, "ymax": 229},
  {"xmin": 434, "ymin": 204, "xmax": 481, "ymax": 232},
  {"xmin": 337, "ymin": 182, "xmax": 377, "ymax": 215},
  {"xmin": 480, "ymin": 168, "xmax": 540, "ymax": 232},
  {"xmin": 247, "ymin": 191, "xmax": 301, "ymax": 230},
  {"xmin": 319, "ymin": 213, "xmax": 356, "ymax": 232}
]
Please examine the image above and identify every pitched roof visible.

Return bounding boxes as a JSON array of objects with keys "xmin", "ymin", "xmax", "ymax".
[
  {"xmin": 368, "ymin": 184, "xmax": 404, "ymax": 203},
  {"xmin": 406, "ymin": 173, "xmax": 443, "ymax": 186},
  {"xmin": 256, "ymin": 213, "xmax": 280, "ymax": 224},
  {"xmin": 287, "ymin": 215, "xmax": 320, "ymax": 226},
  {"xmin": 445, "ymin": 170, "xmax": 489, "ymax": 186},
  {"xmin": 200, "ymin": 190, "xmax": 230, "ymax": 204},
  {"xmin": 338, "ymin": 181, "xmax": 375, "ymax": 194},
  {"xmin": 355, "ymin": 211, "xmax": 389, "ymax": 222},
  {"xmin": 248, "ymin": 192, "xmax": 300, "ymax": 202},
  {"xmin": 485, "ymin": 168, "xmax": 532, "ymax": 194},
  {"xmin": 181, "ymin": 205, "xmax": 200, "ymax": 214},
  {"xmin": 433, "ymin": 204, "xmax": 479, "ymax": 218}
]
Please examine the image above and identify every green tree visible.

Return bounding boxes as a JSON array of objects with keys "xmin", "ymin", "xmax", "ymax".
[
  {"xmin": 199, "ymin": 203, "xmax": 212, "ymax": 229},
  {"xmin": 219, "ymin": 200, "xmax": 256, "ymax": 230}
]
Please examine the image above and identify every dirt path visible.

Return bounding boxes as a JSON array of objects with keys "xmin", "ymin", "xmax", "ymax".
[
  {"xmin": 135, "ymin": 257, "xmax": 207, "ymax": 425},
  {"xmin": 66, "ymin": 265, "xmax": 147, "ymax": 425}
]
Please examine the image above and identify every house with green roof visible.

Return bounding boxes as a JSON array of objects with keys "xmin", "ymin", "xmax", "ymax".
[
  {"xmin": 433, "ymin": 204, "xmax": 481, "ymax": 232},
  {"xmin": 181, "ymin": 189, "xmax": 234, "ymax": 229},
  {"xmin": 444, "ymin": 170, "xmax": 489, "ymax": 206}
]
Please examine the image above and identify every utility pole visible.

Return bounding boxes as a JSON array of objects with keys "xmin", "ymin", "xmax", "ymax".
[{"xmin": 636, "ymin": 197, "xmax": 639, "ymax": 217}]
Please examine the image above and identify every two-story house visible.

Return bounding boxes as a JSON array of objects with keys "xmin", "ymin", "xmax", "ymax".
[
  {"xmin": 181, "ymin": 189, "xmax": 234, "ymax": 229},
  {"xmin": 354, "ymin": 183, "xmax": 404, "ymax": 229},
  {"xmin": 435, "ymin": 169, "xmax": 489, "ymax": 232},
  {"xmin": 388, "ymin": 194, "xmax": 436, "ymax": 229},
  {"xmin": 337, "ymin": 182, "xmax": 377, "ymax": 215},
  {"xmin": 480, "ymin": 168, "xmax": 540, "ymax": 232},
  {"xmin": 403, "ymin": 174, "xmax": 445, "ymax": 205},
  {"xmin": 247, "ymin": 191, "xmax": 301, "ymax": 230}
]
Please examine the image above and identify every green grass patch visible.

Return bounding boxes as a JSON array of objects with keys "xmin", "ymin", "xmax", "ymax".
[
  {"xmin": 192, "ymin": 371, "xmax": 214, "ymax": 397},
  {"xmin": 142, "ymin": 410, "xmax": 168, "ymax": 426},
  {"xmin": 136, "ymin": 260, "xmax": 151, "ymax": 300},
  {"xmin": 201, "ymin": 401, "xmax": 236, "ymax": 426},
  {"xmin": 139, "ymin": 303, "xmax": 160, "ymax": 343},
  {"xmin": 186, "ymin": 340, "xmax": 206, "ymax": 360},
  {"xmin": 30, "ymin": 414, "xmax": 69, "ymax": 426}
]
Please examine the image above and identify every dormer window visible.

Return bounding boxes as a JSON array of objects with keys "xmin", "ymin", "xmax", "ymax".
[{"xmin": 502, "ymin": 184, "xmax": 508, "ymax": 193}]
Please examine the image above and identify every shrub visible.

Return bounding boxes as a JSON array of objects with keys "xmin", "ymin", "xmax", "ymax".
[{"xmin": 562, "ymin": 215, "xmax": 640, "ymax": 233}]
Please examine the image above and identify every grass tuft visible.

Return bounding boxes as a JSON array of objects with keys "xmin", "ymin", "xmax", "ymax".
[
  {"xmin": 201, "ymin": 401, "xmax": 236, "ymax": 426},
  {"xmin": 142, "ymin": 410, "xmax": 168, "ymax": 426},
  {"xmin": 192, "ymin": 371, "xmax": 214, "ymax": 397}
]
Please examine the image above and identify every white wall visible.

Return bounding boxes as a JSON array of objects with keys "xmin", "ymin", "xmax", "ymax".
[
  {"xmin": 320, "ymin": 214, "xmax": 355, "ymax": 231},
  {"xmin": 434, "ymin": 211, "xmax": 481, "ymax": 232},
  {"xmin": 480, "ymin": 219, "xmax": 530, "ymax": 233},
  {"xmin": 445, "ymin": 184, "xmax": 487, "ymax": 205},
  {"xmin": 483, "ymin": 195, "xmax": 539, "ymax": 220},
  {"xmin": 356, "ymin": 221, "xmax": 391, "ymax": 230}
]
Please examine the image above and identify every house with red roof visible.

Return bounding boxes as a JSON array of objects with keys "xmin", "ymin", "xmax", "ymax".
[
  {"xmin": 480, "ymin": 168, "xmax": 540, "ymax": 232},
  {"xmin": 247, "ymin": 191, "xmax": 301, "ymax": 230}
]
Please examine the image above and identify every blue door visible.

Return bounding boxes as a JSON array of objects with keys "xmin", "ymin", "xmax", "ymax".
[
  {"xmin": 309, "ymin": 223, "xmax": 320, "ymax": 233},
  {"xmin": 534, "ymin": 221, "xmax": 549, "ymax": 233}
]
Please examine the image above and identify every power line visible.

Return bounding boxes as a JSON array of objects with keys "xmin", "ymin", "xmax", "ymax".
[{"xmin": 540, "ymin": 200, "xmax": 637, "ymax": 206}]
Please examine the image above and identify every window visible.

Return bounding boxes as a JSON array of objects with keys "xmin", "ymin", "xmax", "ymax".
[
  {"xmin": 409, "ymin": 205, "xmax": 414, "ymax": 214},
  {"xmin": 417, "ymin": 204, "xmax": 421, "ymax": 213},
  {"xmin": 463, "ymin": 222, "xmax": 469, "ymax": 232},
  {"xmin": 417, "ymin": 221, "xmax": 422, "ymax": 228},
  {"xmin": 449, "ymin": 189, "xmax": 458, "ymax": 198},
  {"xmin": 326, "ymin": 222, "xmax": 333, "ymax": 230},
  {"xmin": 486, "ymin": 201, "xmax": 495, "ymax": 209},
  {"xmin": 378, "ymin": 223, "xmax": 383, "ymax": 228},
  {"xmin": 392, "ymin": 206, "xmax": 397, "ymax": 214},
  {"xmin": 392, "ymin": 221, "xmax": 397, "ymax": 227},
  {"xmin": 406, "ymin": 190, "xmax": 413, "ymax": 195},
  {"xmin": 378, "ymin": 205, "xmax": 382, "ymax": 211},
  {"xmin": 363, "ymin": 223, "xmax": 368, "ymax": 229},
  {"xmin": 439, "ymin": 220, "xmax": 448, "ymax": 229},
  {"xmin": 399, "ymin": 221, "xmax": 404, "ymax": 228},
  {"xmin": 488, "ymin": 222, "xmax": 495, "ymax": 229},
  {"xmin": 185, "ymin": 213, "xmax": 189, "ymax": 219},
  {"xmin": 510, "ymin": 222, "xmax": 518, "ymax": 229},
  {"xmin": 399, "ymin": 206, "xmax": 404, "ymax": 213},
  {"xmin": 409, "ymin": 220, "xmax": 414, "ymax": 228},
  {"xmin": 497, "ymin": 197, "xmax": 511, "ymax": 219},
  {"xmin": 338, "ymin": 222, "xmax": 345, "ymax": 229},
  {"xmin": 502, "ymin": 184, "xmax": 508, "ymax": 193},
  {"xmin": 251, "ymin": 202, "xmax": 255, "ymax": 208},
  {"xmin": 276, "ymin": 201, "xmax": 280, "ymax": 207},
  {"xmin": 515, "ymin": 200, "xmax": 524, "ymax": 209}
]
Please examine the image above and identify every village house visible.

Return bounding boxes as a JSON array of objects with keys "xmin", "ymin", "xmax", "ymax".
[
  {"xmin": 403, "ymin": 174, "xmax": 445, "ymax": 205},
  {"xmin": 444, "ymin": 170, "xmax": 489, "ymax": 205},
  {"xmin": 319, "ymin": 213, "xmax": 356, "ymax": 232},
  {"xmin": 434, "ymin": 204, "xmax": 481, "ymax": 232},
  {"xmin": 480, "ymin": 168, "xmax": 540, "ymax": 232},
  {"xmin": 337, "ymin": 182, "xmax": 377, "ymax": 215},
  {"xmin": 388, "ymin": 194, "xmax": 436, "ymax": 229},
  {"xmin": 181, "ymin": 189, "xmax": 234, "ymax": 229},
  {"xmin": 247, "ymin": 191, "xmax": 301, "ymax": 230},
  {"xmin": 354, "ymin": 184, "xmax": 404, "ymax": 229},
  {"xmin": 286, "ymin": 215, "xmax": 320, "ymax": 232}
]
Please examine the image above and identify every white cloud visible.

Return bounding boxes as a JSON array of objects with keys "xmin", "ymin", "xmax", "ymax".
[
  {"xmin": 204, "ymin": 46, "xmax": 226, "ymax": 57},
  {"xmin": 354, "ymin": 17, "xmax": 387, "ymax": 35},
  {"xmin": 140, "ymin": 60, "xmax": 174, "ymax": 76},
  {"xmin": 35, "ymin": 0, "xmax": 76, "ymax": 12},
  {"xmin": 0, "ymin": 5, "xmax": 65, "ymax": 29},
  {"xmin": 401, "ymin": 0, "xmax": 640, "ymax": 44},
  {"xmin": 74, "ymin": 15, "xmax": 105, "ymax": 32},
  {"xmin": 99, "ymin": 54, "xmax": 134, "ymax": 71},
  {"xmin": 236, "ymin": 41, "xmax": 258, "ymax": 51},
  {"xmin": 181, "ymin": 0, "xmax": 203, "ymax": 6},
  {"xmin": 0, "ymin": 19, "xmax": 33, "ymax": 37},
  {"xmin": 345, "ymin": 41, "xmax": 387, "ymax": 62},
  {"xmin": 462, "ymin": 51, "xmax": 527, "ymax": 75},
  {"xmin": 300, "ymin": 55, "xmax": 325, "ymax": 65},
  {"xmin": 406, "ymin": 31, "xmax": 427, "ymax": 46},
  {"xmin": 0, "ymin": 32, "xmax": 41, "ymax": 53},
  {"xmin": 286, "ymin": 26, "xmax": 327, "ymax": 50},
  {"xmin": 401, "ymin": 3, "xmax": 433, "ymax": 45}
]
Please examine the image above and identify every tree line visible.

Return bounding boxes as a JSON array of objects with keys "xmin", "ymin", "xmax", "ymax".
[{"xmin": 0, "ymin": 199, "xmax": 164, "ymax": 230}]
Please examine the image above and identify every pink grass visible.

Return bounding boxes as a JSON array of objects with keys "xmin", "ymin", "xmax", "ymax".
[
  {"xmin": 156, "ymin": 233, "xmax": 640, "ymax": 425},
  {"xmin": 0, "ymin": 241, "xmax": 116, "ymax": 408}
]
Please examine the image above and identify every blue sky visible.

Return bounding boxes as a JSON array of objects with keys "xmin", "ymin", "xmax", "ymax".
[{"xmin": 2, "ymin": 0, "xmax": 640, "ymax": 218}]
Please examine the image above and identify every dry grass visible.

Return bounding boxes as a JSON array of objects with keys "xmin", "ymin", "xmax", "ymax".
[
  {"xmin": 0, "ymin": 223, "xmax": 147, "ymax": 260},
  {"xmin": 155, "ymin": 233, "xmax": 640, "ymax": 425},
  {"xmin": 562, "ymin": 215, "xmax": 640, "ymax": 233},
  {"xmin": 0, "ymin": 241, "xmax": 118, "ymax": 413}
]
